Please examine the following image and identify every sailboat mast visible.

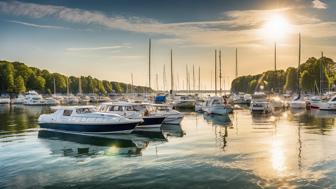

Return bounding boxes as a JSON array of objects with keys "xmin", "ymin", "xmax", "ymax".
[
  {"xmin": 215, "ymin": 50, "xmax": 217, "ymax": 95},
  {"xmin": 235, "ymin": 48, "xmax": 238, "ymax": 78},
  {"xmin": 192, "ymin": 65, "xmax": 195, "ymax": 91},
  {"xmin": 163, "ymin": 64, "xmax": 166, "ymax": 91},
  {"xmin": 156, "ymin": 73, "xmax": 159, "ymax": 91},
  {"xmin": 219, "ymin": 50, "xmax": 222, "ymax": 94},
  {"xmin": 148, "ymin": 38, "xmax": 151, "ymax": 89},
  {"xmin": 53, "ymin": 77, "xmax": 56, "ymax": 95},
  {"xmin": 198, "ymin": 66, "xmax": 200, "ymax": 92},
  {"xmin": 171, "ymin": 49, "xmax": 174, "ymax": 92},
  {"xmin": 320, "ymin": 51, "xmax": 324, "ymax": 95},
  {"xmin": 274, "ymin": 42, "xmax": 277, "ymax": 71},
  {"xmin": 67, "ymin": 77, "xmax": 70, "ymax": 96},
  {"xmin": 298, "ymin": 33, "xmax": 301, "ymax": 94},
  {"xmin": 131, "ymin": 73, "xmax": 134, "ymax": 94},
  {"xmin": 78, "ymin": 77, "xmax": 82, "ymax": 95}
]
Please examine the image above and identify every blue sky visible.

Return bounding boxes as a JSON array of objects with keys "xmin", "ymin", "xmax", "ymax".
[{"xmin": 0, "ymin": 0, "xmax": 335, "ymax": 89}]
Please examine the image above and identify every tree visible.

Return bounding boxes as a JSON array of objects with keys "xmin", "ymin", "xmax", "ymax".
[
  {"xmin": 14, "ymin": 76, "xmax": 26, "ymax": 93},
  {"xmin": 284, "ymin": 67, "xmax": 298, "ymax": 92},
  {"xmin": 301, "ymin": 70, "xmax": 314, "ymax": 92}
]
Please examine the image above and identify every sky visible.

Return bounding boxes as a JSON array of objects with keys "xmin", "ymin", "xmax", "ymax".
[{"xmin": 0, "ymin": 0, "xmax": 335, "ymax": 90}]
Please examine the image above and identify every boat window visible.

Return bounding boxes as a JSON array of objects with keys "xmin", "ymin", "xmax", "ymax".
[
  {"xmin": 332, "ymin": 98, "xmax": 336, "ymax": 102},
  {"xmin": 63, "ymin": 110, "xmax": 73, "ymax": 116},
  {"xmin": 118, "ymin": 106, "xmax": 124, "ymax": 111},
  {"xmin": 126, "ymin": 106, "xmax": 134, "ymax": 111},
  {"xmin": 76, "ymin": 108, "xmax": 94, "ymax": 114}
]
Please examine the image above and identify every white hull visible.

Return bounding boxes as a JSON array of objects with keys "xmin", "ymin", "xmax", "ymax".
[{"xmin": 289, "ymin": 101, "xmax": 306, "ymax": 109}]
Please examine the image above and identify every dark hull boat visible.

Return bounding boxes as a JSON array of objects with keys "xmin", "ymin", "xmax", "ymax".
[
  {"xmin": 135, "ymin": 116, "xmax": 166, "ymax": 132},
  {"xmin": 39, "ymin": 122, "xmax": 139, "ymax": 134},
  {"xmin": 38, "ymin": 106, "xmax": 142, "ymax": 134}
]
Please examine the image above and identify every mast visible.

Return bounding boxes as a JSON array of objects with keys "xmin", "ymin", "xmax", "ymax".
[
  {"xmin": 170, "ymin": 49, "xmax": 174, "ymax": 92},
  {"xmin": 198, "ymin": 66, "xmax": 201, "ymax": 92},
  {"xmin": 274, "ymin": 42, "xmax": 277, "ymax": 71},
  {"xmin": 235, "ymin": 48, "xmax": 238, "ymax": 78},
  {"xmin": 156, "ymin": 73, "xmax": 159, "ymax": 91},
  {"xmin": 192, "ymin": 65, "xmax": 195, "ymax": 91},
  {"xmin": 66, "ymin": 77, "xmax": 70, "ymax": 96},
  {"xmin": 78, "ymin": 77, "xmax": 82, "ymax": 95},
  {"xmin": 148, "ymin": 38, "xmax": 151, "ymax": 89},
  {"xmin": 320, "ymin": 51, "xmax": 323, "ymax": 95},
  {"xmin": 298, "ymin": 33, "xmax": 301, "ymax": 95},
  {"xmin": 219, "ymin": 50, "xmax": 222, "ymax": 94},
  {"xmin": 53, "ymin": 77, "xmax": 56, "ymax": 95},
  {"xmin": 163, "ymin": 64, "xmax": 166, "ymax": 91},
  {"xmin": 215, "ymin": 50, "xmax": 217, "ymax": 95},
  {"xmin": 131, "ymin": 73, "xmax": 134, "ymax": 94}
]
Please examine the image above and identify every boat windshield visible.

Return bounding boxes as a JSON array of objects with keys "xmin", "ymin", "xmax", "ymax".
[{"xmin": 76, "ymin": 108, "xmax": 96, "ymax": 114}]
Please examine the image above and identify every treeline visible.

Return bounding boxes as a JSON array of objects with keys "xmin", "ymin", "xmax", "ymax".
[
  {"xmin": 0, "ymin": 61, "xmax": 153, "ymax": 95},
  {"xmin": 231, "ymin": 56, "xmax": 336, "ymax": 93}
]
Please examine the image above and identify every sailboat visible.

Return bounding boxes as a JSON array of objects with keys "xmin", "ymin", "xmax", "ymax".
[{"xmin": 289, "ymin": 33, "xmax": 306, "ymax": 109}]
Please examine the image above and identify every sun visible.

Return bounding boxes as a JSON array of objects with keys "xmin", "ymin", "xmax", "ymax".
[{"xmin": 260, "ymin": 13, "xmax": 292, "ymax": 41}]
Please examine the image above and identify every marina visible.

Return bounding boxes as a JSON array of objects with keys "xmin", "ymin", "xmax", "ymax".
[
  {"xmin": 1, "ymin": 0, "xmax": 336, "ymax": 188},
  {"xmin": 1, "ymin": 104, "xmax": 336, "ymax": 188}
]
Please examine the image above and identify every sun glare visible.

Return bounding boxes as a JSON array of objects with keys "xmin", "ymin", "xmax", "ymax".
[{"xmin": 261, "ymin": 14, "xmax": 292, "ymax": 41}]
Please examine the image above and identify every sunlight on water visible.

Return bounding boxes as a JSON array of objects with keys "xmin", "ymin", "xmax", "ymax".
[{"xmin": 1, "ymin": 105, "xmax": 336, "ymax": 188}]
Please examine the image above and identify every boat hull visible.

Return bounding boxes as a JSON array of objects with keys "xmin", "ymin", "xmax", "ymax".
[
  {"xmin": 39, "ymin": 122, "xmax": 138, "ymax": 134},
  {"xmin": 162, "ymin": 116, "xmax": 183, "ymax": 125},
  {"xmin": 142, "ymin": 117, "xmax": 165, "ymax": 125}
]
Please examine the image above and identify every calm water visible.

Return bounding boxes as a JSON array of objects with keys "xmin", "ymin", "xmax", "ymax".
[{"xmin": 1, "ymin": 105, "xmax": 336, "ymax": 189}]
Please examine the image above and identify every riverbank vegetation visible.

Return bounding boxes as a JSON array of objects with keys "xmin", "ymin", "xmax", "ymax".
[
  {"xmin": 0, "ymin": 61, "xmax": 152, "ymax": 95},
  {"xmin": 231, "ymin": 56, "xmax": 336, "ymax": 94}
]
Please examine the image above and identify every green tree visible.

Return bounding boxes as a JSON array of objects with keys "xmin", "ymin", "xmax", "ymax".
[
  {"xmin": 284, "ymin": 67, "xmax": 298, "ymax": 92},
  {"xmin": 301, "ymin": 70, "xmax": 314, "ymax": 92},
  {"xmin": 14, "ymin": 76, "xmax": 26, "ymax": 93}
]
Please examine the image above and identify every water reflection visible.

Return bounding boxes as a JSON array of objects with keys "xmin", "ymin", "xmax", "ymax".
[{"xmin": 38, "ymin": 130, "xmax": 147, "ymax": 157}]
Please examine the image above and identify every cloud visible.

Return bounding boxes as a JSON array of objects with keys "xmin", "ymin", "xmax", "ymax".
[
  {"xmin": 7, "ymin": 20, "xmax": 68, "ymax": 29},
  {"xmin": 312, "ymin": 0, "xmax": 327, "ymax": 9},
  {"xmin": 0, "ymin": 1, "xmax": 335, "ymax": 48},
  {"xmin": 65, "ymin": 45, "xmax": 130, "ymax": 52}
]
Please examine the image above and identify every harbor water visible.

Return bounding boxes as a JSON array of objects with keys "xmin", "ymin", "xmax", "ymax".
[{"xmin": 1, "ymin": 105, "xmax": 336, "ymax": 188}]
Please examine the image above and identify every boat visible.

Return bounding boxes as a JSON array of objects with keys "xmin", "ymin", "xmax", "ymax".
[
  {"xmin": 98, "ymin": 102, "xmax": 165, "ymax": 132},
  {"xmin": 289, "ymin": 34, "xmax": 306, "ymax": 110},
  {"xmin": 146, "ymin": 104, "xmax": 184, "ymax": 125},
  {"xmin": 38, "ymin": 106, "xmax": 141, "ymax": 133},
  {"xmin": 172, "ymin": 95, "xmax": 196, "ymax": 109},
  {"xmin": 195, "ymin": 99, "xmax": 205, "ymax": 112},
  {"xmin": 250, "ymin": 92, "xmax": 272, "ymax": 114},
  {"xmin": 24, "ymin": 90, "xmax": 59, "ymax": 105},
  {"xmin": 289, "ymin": 95, "xmax": 306, "ymax": 109},
  {"xmin": 308, "ymin": 96, "xmax": 321, "ymax": 109},
  {"xmin": 0, "ymin": 96, "xmax": 10, "ymax": 104},
  {"xmin": 11, "ymin": 94, "xmax": 25, "ymax": 104},
  {"xmin": 202, "ymin": 96, "xmax": 232, "ymax": 115},
  {"xmin": 270, "ymin": 96, "xmax": 285, "ymax": 111},
  {"xmin": 317, "ymin": 95, "xmax": 336, "ymax": 111}
]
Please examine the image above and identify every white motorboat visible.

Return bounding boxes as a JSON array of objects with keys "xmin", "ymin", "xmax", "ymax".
[
  {"xmin": 11, "ymin": 94, "xmax": 25, "ymax": 104},
  {"xmin": 0, "ymin": 96, "xmax": 10, "ymax": 104},
  {"xmin": 98, "ymin": 102, "xmax": 165, "ymax": 132},
  {"xmin": 270, "ymin": 96, "xmax": 285, "ymax": 111},
  {"xmin": 308, "ymin": 96, "xmax": 321, "ymax": 109},
  {"xmin": 38, "ymin": 106, "xmax": 141, "ymax": 134},
  {"xmin": 24, "ymin": 91, "xmax": 59, "ymax": 106},
  {"xmin": 172, "ymin": 95, "xmax": 196, "ymax": 109},
  {"xmin": 318, "ymin": 95, "xmax": 336, "ymax": 111},
  {"xmin": 195, "ymin": 99, "xmax": 205, "ymax": 112},
  {"xmin": 289, "ymin": 95, "xmax": 306, "ymax": 109},
  {"xmin": 250, "ymin": 92, "xmax": 272, "ymax": 114},
  {"xmin": 147, "ymin": 104, "xmax": 184, "ymax": 125},
  {"xmin": 202, "ymin": 96, "xmax": 233, "ymax": 115}
]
